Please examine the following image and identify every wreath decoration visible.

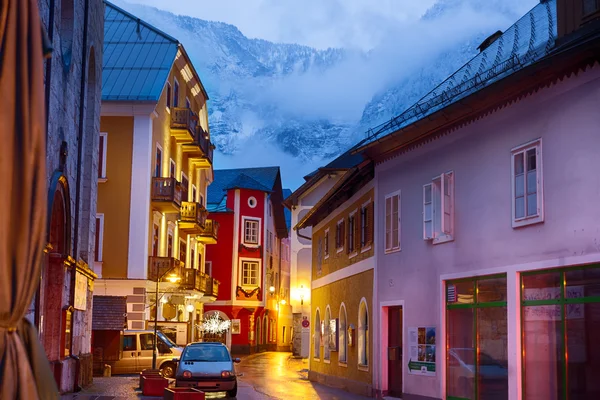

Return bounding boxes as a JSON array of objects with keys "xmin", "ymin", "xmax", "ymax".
[{"xmin": 236, "ymin": 286, "xmax": 261, "ymax": 298}]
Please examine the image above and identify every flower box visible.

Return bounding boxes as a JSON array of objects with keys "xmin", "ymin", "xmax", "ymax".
[
  {"xmin": 139, "ymin": 369, "xmax": 163, "ymax": 390},
  {"xmin": 142, "ymin": 376, "xmax": 169, "ymax": 396},
  {"xmin": 163, "ymin": 387, "xmax": 206, "ymax": 400}
]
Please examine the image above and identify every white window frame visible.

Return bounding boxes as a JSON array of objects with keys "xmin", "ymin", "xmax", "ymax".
[
  {"xmin": 511, "ymin": 139, "xmax": 544, "ymax": 228},
  {"xmin": 336, "ymin": 219, "xmax": 344, "ymax": 253},
  {"xmin": 348, "ymin": 209, "xmax": 358, "ymax": 258},
  {"xmin": 385, "ymin": 191, "xmax": 401, "ymax": 254},
  {"xmin": 324, "ymin": 228, "xmax": 330, "ymax": 259},
  {"xmin": 239, "ymin": 258, "xmax": 260, "ymax": 288},
  {"xmin": 242, "ymin": 217, "xmax": 261, "ymax": 247},
  {"xmin": 95, "ymin": 213, "xmax": 104, "ymax": 263},
  {"xmin": 98, "ymin": 132, "xmax": 108, "ymax": 182},
  {"xmin": 423, "ymin": 171, "xmax": 454, "ymax": 244}
]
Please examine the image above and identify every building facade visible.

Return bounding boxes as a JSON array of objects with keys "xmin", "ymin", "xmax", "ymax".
[
  {"xmin": 94, "ymin": 1, "xmax": 217, "ymax": 366},
  {"xmin": 205, "ymin": 167, "xmax": 290, "ymax": 354},
  {"xmin": 32, "ymin": 0, "xmax": 105, "ymax": 393},
  {"xmin": 296, "ymin": 162, "xmax": 375, "ymax": 397},
  {"xmin": 353, "ymin": 1, "xmax": 600, "ymax": 399},
  {"xmin": 284, "ymin": 152, "xmax": 362, "ymax": 358}
]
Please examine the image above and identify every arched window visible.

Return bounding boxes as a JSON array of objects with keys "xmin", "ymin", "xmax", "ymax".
[
  {"xmin": 314, "ymin": 309, "xmax": 321, "ymax": 359},
  {"xmin": 339, "ymin": 303, "xmax": 347, "ymax": 363},
  {"xmin": 358, "ymin": 298, "xmax": 369, "ymax": 367},
  {"xmin": 324, "ymin": 306, "xmax": 331, "ymax": 361}
]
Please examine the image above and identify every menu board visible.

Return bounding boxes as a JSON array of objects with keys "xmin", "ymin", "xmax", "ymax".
[{"xmin": 407, "ymin": 326, "xmax": 436, "ymax": 376}]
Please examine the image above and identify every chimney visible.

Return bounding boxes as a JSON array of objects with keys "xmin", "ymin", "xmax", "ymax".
[{"xmin": 556, "ymin": 0, "xmax": 600, "ymax": 40}]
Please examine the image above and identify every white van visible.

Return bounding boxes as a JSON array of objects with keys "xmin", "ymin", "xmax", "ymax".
[{"xmin": 111, "ymin": 330, "xmax": 184, "ymax": 377}]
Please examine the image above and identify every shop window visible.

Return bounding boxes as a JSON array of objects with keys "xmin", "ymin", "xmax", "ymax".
[
  {"xmin": 358, "ymin": 299, "xmax": 369, "ymax": 368},
  {"xmin": 511, "ymin": 139, "xmax": 543, "ymax": 227},
  {"xmin": 521, "ymin": 265, "xmax": 600, "ymax": 400},
  {"xmin": 446, "ymin": 275, "xmax": 508, "ymax": 400},
  {"xmin": 61, "ymin": 306, "xmax": 73, "ymax": 358},
  {"xmin": 314, "ymin": 309, "xmax": 321, "ymax": 360},
  {"xmin": 423, "ymin": 171, "xmax": 454, "ymax": 243}
]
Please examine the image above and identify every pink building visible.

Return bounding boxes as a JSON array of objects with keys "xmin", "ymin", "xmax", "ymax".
[{"xmin": 351, "ymin": 1, "xmax": 600, "ymax": 399}]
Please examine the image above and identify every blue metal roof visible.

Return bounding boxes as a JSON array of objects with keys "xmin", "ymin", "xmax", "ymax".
[
  {"xmin": 361, "ymin": 0, "xmax": 557, "ymax": 147},
  {"xmin": 208, "ymin": 167, "xmax": 281, "ymax": 208},
  {"xmin": 102, "ymin": 1, "xmax": 179, "ymax": 101}
]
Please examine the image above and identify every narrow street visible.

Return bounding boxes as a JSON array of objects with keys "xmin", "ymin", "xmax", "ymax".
[{"xmin": 61, "ymin": 352, "xmax": 371, "ymax": 400}]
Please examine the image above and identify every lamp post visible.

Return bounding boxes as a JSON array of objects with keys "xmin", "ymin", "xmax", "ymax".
[{"xmin": 152, "ymin": 269, "xmax": 180, "ymax": 370}]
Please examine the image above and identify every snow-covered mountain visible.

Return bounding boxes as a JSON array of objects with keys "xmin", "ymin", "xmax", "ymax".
[{"xmin": 112, "ymin": 0, "xmax": 537, "ymax": 171}]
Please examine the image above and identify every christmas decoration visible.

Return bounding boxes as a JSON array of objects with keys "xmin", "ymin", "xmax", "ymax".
[
  {"xmin": 236, "ymin": 286, "xmax": 261, "ymax": 298},
  {"xmin": 201, "ymin": 312, "xmax": 231, "ymax": 334}
]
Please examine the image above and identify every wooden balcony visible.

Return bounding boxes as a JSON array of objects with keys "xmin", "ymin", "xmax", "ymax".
[
  {"xmin": 178, "ymin": 202, "xmax": 208, "ymax": 234},
  {"xmin": 184, "ymin": 126, "xmax": 214, "ymax": 169},
  {"xmin": 196, "ymin": 219, "xmax": 219, "ymax": 244},
  {"xmin": 170, "ymin": 107, "xmax": 198, "ymax": 143},
  {"xmin": 148, "ymin": 256, "xmax": 182, "ymax": 282},
  {"xmin": 180, "ymin": 268, "xmax": 210, "ymax": 293},
  {"xmin": 204, "ymin": 277, "xmax": 220, "ymax": 299},
  {"xmin": 151, "ymin": 177, "xmax": 183, "ymax": 213}
]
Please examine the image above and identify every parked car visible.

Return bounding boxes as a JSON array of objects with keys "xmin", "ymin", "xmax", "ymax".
[
  {"xmin": 102, "ymin": 330, "xmax": 183, "ymax": 378},
  {"xmin": 174, "ymin": 342, "xmax": 241, "ymax": 398},
  {"xmin": 447, "ymin": 348, "xmax": 508, "ymax": 399}
]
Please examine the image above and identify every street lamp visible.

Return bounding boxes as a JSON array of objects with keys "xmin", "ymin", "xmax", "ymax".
[
  {"xmin": 152, "ymin": 270, "xmax": 180, "ymax": 370},
  {"xmin": 299, "ymin": 285, "xmax": 305, "ymax": 306}
]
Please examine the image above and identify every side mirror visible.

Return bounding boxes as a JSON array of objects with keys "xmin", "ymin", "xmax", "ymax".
[
  {"xmin": 172, "ymin": 357, "xmax": 180, "ymax": 363},
  {"xmin": 233, "ymin": 358, "xmax": 241, "ymax": 363}
]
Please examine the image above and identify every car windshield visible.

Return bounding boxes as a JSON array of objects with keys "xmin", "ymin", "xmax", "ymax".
[
  {"xmin": 182, "ymin": 346, "xmax": 231, "ymax": 362},
  {"xmin": 157, "ymin": 331, "xmax": 177, "ymax": 348}
]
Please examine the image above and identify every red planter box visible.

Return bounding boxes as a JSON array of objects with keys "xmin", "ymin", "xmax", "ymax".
[
  {"xmin": 163, "ymin": 387, "xmax": 206, "ymax": 400},
  {"xmin": 142, "ymin": 376, "xmax": 169, "ymax": 396},
  {"xmin": 139, "ymin": 369, "xmax": 163, "ymax": 390}
]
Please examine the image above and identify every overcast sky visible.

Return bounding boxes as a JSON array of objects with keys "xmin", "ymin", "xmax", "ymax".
[{"xmin": 124, "ymin": 0, "xmax": 439, "ymax": 50}]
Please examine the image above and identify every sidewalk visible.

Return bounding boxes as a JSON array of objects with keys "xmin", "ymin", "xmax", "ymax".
[{"xmin": 60, "ymin": 375, "xmax": 157, "ymax": 400}]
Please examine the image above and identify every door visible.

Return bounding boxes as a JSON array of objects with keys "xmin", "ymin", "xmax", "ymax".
[
  {"xmin": 114, "ymin": 333, "xmax": 138, "ymax": 374},
  {"xmin": 137, "ymin": 333, "xmax": 156, "ymax": 371},
  {"xmin": 388, "ymin": 306, "xmax": 403, "ymax": 397}
]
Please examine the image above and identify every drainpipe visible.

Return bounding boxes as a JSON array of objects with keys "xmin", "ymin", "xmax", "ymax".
[{"xmin": 70, "ymin": 0, "xmax": 90, "ymax": 391}]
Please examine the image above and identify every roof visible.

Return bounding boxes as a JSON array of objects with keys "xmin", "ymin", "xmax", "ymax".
[
  {"xmin": 92, "ymin": 296, "xmax": 127, "ymax": 331},
  {"xmin": 207, "ymin": 167, "xmax": 280, "ymax": 207},
  {"xmin": 357, "ymin": 0, "xmax": 557, "ymax": 151},
  {"xmin": 102, "ymin": 1, "xmax": 179, "ymax": 101},
  {"xmin": 283, "ymin": 189, "xmax": 292, "ymax": 230}
]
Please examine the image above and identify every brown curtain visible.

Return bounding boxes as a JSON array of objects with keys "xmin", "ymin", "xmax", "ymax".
[{"xmin": 0, "ymin": 0, "xmax": 59, "ymax": 399}]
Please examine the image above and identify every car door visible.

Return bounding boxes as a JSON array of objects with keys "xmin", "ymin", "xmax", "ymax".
[
  {"xmin": 115, "ymin": 333, "xmax": 138, "ymax": 374},
  {"xmin": 138, "ymin": 332, "xmax": 156, "ymax": 372}
]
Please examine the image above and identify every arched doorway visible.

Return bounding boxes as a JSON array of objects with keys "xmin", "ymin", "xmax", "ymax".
[{"xmin": 202, "ymin": 311, "xmax": 231, "ymax": 349}]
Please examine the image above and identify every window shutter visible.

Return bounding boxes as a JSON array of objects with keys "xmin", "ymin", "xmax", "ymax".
[
  {"xmin": 366, "ymin": 203, "xmax": 373, "ymax": 246},
  {"xmin": 355, "ymin": 212, "xmax": 361, "ymax": 251},
  {"xmin": 441, "ymin": 172, "xmax": 453, "ymax": 235},
  {"xmin": 95, "ymin": 217, "xmax": 101, "ymax": 262},
  {"xmin": 423, "ymin": 184, "xmax": 433, "ymax": 240},
  {"xmin": 98, "ymin": 135, "xmax": 104, "ymax": 179},
  {"xmin": 385, "ymin": 197, "xmax": 391, "ymax": 251},
  {"xmin": 341, "ymin": 220, "xmax": 345, "ymax": 250}
]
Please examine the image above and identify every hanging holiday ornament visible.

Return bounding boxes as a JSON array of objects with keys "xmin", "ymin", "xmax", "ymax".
[{"xmin": 202, "ymin": 312, "xmax": 231, "ymax": 334}]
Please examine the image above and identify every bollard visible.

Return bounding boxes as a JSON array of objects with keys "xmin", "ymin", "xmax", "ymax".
[{"xmin": 103, "ymin": 364, "xmax": 111, "ymax": 377}]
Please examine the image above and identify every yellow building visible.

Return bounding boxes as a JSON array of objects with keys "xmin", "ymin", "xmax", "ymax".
[
  {"xmin": 95, "ymin": 3, "xmax": 218, "ymax": 346},
  {"xmin": 296, "ymin": 160, "xmax": 375, "ymax": 397}
]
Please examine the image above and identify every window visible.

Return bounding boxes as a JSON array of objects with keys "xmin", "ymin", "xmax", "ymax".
[
  {"xmin": 185, "ymin": 97, "xmax": 191, "ymax": 109},
  {"xmin": 358, "ymin": 299, "xmax": 369, "ymax": 368},
  {"xmin": 583, "ymin": 0, "xmax": 600, "ymax": 15},
  {"xmin": 165, "ymin": 82, "xmax": 172, "ymax": 110},
  {"xmin": 181, "ymin": 172, "xmax": 189, "ymax": 194},
  {"xmin": 335, "ymin": 219, "xmax": 345, "ymax": 252},
  {"xmin": 267, "ymin": 230, "xmax": 272, "ymax": 252},
  {"xmin": 140, "ymin": 333, "xmax": 154, "ymax": 350},
  {"xmin": 199, "ymin": 194, "xmax": 204, "ymax": 207},
  {"xmin": 154, "ymin": 145, "xmax": 162, "ymax": 178},
  {"xmin": 512, "ymin": 140, "xmax": 543, "ymax": 227},
  {"xmin": 95, "ymin": 214, "xmax": 104, "ymax": 262},
  {"xmin": 152, "ymin": 223, "xmax": 159, "ymax": 257},
  {"xmin": 167, "ymin": 231, "xmax": 173, "ymax": 258},
  {"xmin": 98, "ymin": 132, "xmax": 107, "ymax": 180},
  {"xmin": 384, "ymin": 192, "xmax": 400, "ymax": 253},
  {"xmin": 170, "ymin": 159, "xmax": 176, "ymax": 179},
  {"xmin": 347, "ymin": 211, "xmax": 357, "ymax": 254},
  {"xmin": 269, "ymin": 203, "xmax": 272, "ymax": 217},
  {"xmin": 361, "ymin": 201, "xmax": 373, "ymax": 250},
  {"xmin": 122, "ymin": 334, "xmax": 136, "ymax": 351},
  {"xmin": 248, "ymin": 196, "xmax": 257, "ymax": 208},
  {"xmin": 192, "ymin": 185, "xmax": 197, "ymax": 203},
  {"xmin": 243, "ymin": 218, "xmax": 259, "ymax": 245},
  {"xmin": 316, "ymin": 237, "xmax": 322, "ymax": 276},
  {"xmin": 446, "ymin": 275, "xmax": 508, "ymax": 400},
  {"xmin": 324, "ymin": 307, "xmax": 331, "ymax": 361},
  {"xmin": 423, "ymin": 171, "xmax": 454, "ymax": 243},
  {"xmin": 190, "ymin": 248, "xmax": 195, "ymax": 269},
  {"xmin": 179, "ymin": 239, "xmax": 186, "ymax": 264},
  {"xmin": 314, "ymin": 309, "xmax": 321, "ymax": 360},
  {"xmin": 241, "ymin": 260, "xmax": 259, "ymax": 286},
  {"xmin": 173, "ymin": 78, "xmax": 179, "ymax": 108},
  {"xmin": 205, "ymin": 261, "xmax": 212, "ymax": 276},
  {"xmin": 324, "ymin": 229, "xmax": 330, "ymax": 258},
  {"xmin": 339, "ymin": 304, "xmax": 347, "ymax": 364}
]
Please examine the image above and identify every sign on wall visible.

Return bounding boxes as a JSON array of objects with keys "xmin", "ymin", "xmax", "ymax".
[
  {"xmin": 74, "ymin": 272, "xmax": 88, "ymax": 310},
  {"xmin": 231, "ymin": 319, "xmax": 241, "ymax": 334},
  {"xmin": 407, "ymin": 326, "xmax": 436, "ymax": 376}
]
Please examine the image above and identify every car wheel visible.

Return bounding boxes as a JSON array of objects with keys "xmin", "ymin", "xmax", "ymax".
[
  {"xmin": 160, "ymin": 362, "xmax": 176, "ymax": 378},
  {"xmin": 227, "ymin": 382, "xmax": 238, "ymax": 398}
]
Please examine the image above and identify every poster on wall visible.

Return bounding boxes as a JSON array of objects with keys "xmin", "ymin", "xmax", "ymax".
[
  {"xmin": 231, "ymin": 319, "xmax": 241, "ymax": 334},
  {"xmin": 74, "ymin": 272, "xmax": 88, "ymax": 311},
  {"xmin": 407, "ymin": 326, "xmax": 436, "ymax": 376}
]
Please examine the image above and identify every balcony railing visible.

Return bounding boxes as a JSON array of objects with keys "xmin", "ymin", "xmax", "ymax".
[
  {"xmin": 185, "ymin": 126, "xmax": 214, "ymax": 168},
  {"xmin": 148, "ymin": 256, "xmax": 182, "ymax": 282},
  {"xmin": 205, "ymin": 277, "xmax": 219, "ymax": 298},
  {"xmin": 197, "ymin": 219, "xmax": 219, "ymax": 244},
  {"xmin": 170, "ymin": 107, "xmax": 198, "ymax": 142},
  {"xmin": 151, "ymin": 177, "xmax": 183, "ymax": 210},
  {"xmin": 195, "ymin": 271, "xmax": 209, "ymax": 293},
  {"xmin": 179, "ymin": 202, "xmax": 208, "ymax": 228}
]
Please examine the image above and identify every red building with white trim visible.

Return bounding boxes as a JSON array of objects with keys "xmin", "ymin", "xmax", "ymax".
[{"xmin": 205, "ymin": 167, "xmax": 290, "ymax": 354}]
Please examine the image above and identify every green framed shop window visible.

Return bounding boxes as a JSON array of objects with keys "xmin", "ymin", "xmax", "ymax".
[
  {"xmin": 446, "ymin": 274, "xmax": 509, "ymax": 400},
  {"xmin": 521, "ymin": 264, "xmax": 600, "ymax": 400}
]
